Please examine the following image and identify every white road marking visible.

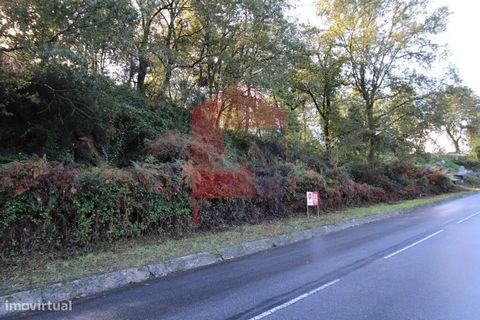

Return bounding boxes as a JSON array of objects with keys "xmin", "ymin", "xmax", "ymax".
[
  {"xmin": 383, "ymin": 230, "xmax": 444, "ymax": 259},
  {"xmin": 247, "ymin": 208, "xmax": 478, "ymax": 319},
  {"xmin": 248, "ymin": 279, "xmax": 340, "ymax": 320},
  {"xmin": 456, "ymin": 211, "xmax": 480, "ymax": 224}
]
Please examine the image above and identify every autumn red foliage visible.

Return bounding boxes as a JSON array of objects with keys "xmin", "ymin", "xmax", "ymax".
[{"xmin": 190, "ymin": 83, "xmax": 285, "ymax": 224}]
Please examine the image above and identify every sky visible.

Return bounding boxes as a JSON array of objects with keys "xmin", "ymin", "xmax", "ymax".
[
  {"xmin": 289, "ymin": 0, "xmax": 480, "ymax": 152},
  {"xmin": 290, "ymin": 0, "xmax": 480, "ymax": 95}
]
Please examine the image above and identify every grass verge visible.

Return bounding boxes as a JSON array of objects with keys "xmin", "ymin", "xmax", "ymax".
[{"xmin": 1, "ymin": 190, "xmax": 476, "ymax": 295}]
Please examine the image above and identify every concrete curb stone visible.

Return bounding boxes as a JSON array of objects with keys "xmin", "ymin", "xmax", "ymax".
[
  {"xmin": 218, "ymin": 239, "xmax": 275, "ymax": 260},
  {"xmin": 145, "ymin": 263, "xmax": 169, "ymax": 278},
  {"xmin": 272, "ymin": 230, "xmax": 313, "ymax": 247},
  {"xmin": 68, "ymin": 267, "xmax": 150, "ymax": 299},
  {"xmin": 164, "ymin": 252, "xmax": 222, "ymax": 273},
  {"xmin": 1, "ymin": 192, "xmax": 475, "ymax": 318},
  {"xmin": 0, "ymin": 289, "xmax": 42, "ymax": 317}
]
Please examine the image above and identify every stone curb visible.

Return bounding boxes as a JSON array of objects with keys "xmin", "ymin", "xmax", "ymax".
[
  {"xmin": 1, "ymin": 192, "xmax": 475, "ymax": 318},
  {"xmin": 0, "ymin": 252, "xmax": 222, "ymax": 318}
]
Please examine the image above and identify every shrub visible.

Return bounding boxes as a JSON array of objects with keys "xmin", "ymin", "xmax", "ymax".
[
  {"xmin": 0, "ymin": 159, "xmax": 191, "ymax": 260},
  {"xmin": 0, "ymin": 65, "xmax": 190, "ymax": 165},
  {"xmin": 0, "ymin": 146, "xmax": 455, "ymax": 262},
  {"xmin": 143, "ymin": 131, "xmax": 190, "ymax": 163},
  {"xmin": 464, "ymin": 173, "xmax": 480, "ymax": 186},
  {"xmin": 426, "ymin": 172, "xmax": 453, "ymax": 193}
]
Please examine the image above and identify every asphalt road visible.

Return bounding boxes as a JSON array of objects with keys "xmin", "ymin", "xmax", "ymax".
[{"xmin": 12, "ymin": 193, "xmax": 480, "ymax": 320}]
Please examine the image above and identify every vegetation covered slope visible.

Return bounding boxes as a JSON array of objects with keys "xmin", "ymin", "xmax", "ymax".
[{"xmin": 1, "ymin": 0, "xmax": 479, "ymax": 265}]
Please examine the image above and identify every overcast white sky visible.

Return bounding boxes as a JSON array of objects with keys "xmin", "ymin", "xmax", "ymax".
[{"xmin": 290, "ymin": 0, "xmax": 480, "ymax": 95}]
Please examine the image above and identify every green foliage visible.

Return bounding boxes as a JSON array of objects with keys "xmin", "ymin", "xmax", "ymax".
[
  {"xmin": 0, "ymin": 141, "xmax": 455, "ymax": 261},
  {"xmin": 0, "ymin": 64, "xmax": 190, "ymax": 165},
  {"xmin": 318, "ymin": 0, "xmax": 449, "ymax": 163},
  {"xmin": 474, "ymin": 145, "xmax": 480, "ymax": 160},
  {"xmin": 0, "ymin": 0, "xmax": 469, "ymax": 264},
  {"xmin": 0, "ymin": 159, "xmax": 192, "ymax": 259},
  {"xmin": 464, "ymin": 173, "xmax": 480, "ymax": 186},
  {"xmin": 431, "ymin": 85, "xmax": 480, "ymax": 153},
  {"xmin": 0, "ymin": 0, "xmax": 136, "ymax": 71}
]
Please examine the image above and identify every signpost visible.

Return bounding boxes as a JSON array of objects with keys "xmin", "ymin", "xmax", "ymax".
[{"xmin": 306, "ymin": 191, "xmax": 320, "ymax": 217}]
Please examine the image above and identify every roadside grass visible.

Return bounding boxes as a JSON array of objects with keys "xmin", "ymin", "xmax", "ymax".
[{"xmin": 1, "ymin": 190, "xmax": 476, "ymax": 295}]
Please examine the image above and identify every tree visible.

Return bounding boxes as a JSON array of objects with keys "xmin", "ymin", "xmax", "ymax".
[
  {"xmin": 289, "ymin": 28, "xmax": 345, "ymax": 154},
  {"xmin": 318, "ymin": 0, "xmax": 448, "ymax": 163},
  {"xmin": 185, "ymin": 0, "xmax": 297, "ymax": 99},
  {"xmin": 129, "ymin": 0, "xmax": 199, "ymax": 96},
  {"xmin": 0, "ymin": 0, "xmax": 135, "ymax": 73},
  {"xmin": 433, "ymin": 85, "xmax": 480, "ymax": 153}
]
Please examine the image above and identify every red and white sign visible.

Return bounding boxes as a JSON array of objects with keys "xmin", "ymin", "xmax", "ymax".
[{"xmin": 306, "ymin": 191, "xmax": 319, "ymax": 206}]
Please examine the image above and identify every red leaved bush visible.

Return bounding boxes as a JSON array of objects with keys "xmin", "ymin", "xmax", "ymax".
[
  {"xmin": 0, "ymin": 157, "xmax": 77, "ymax": 197},
  {"xmin": 143, "ymin": 131, "xmax": 190, "ymax": 162},
  {"xmin": 0, "ymin": 154, "xmax": 454, "ymax": 262},
  {"xmin": 132, "ymin": 162, "xmax": 186, "ymax": 200}
]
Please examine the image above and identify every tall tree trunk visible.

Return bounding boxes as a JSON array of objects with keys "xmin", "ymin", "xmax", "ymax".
[
  {"xmin": 324, "ymin": 121, "xmax": 331, "ymax": 155},
  {"xmin": 161, "ymin": 4, "xmax": 177, "ymax": 100},
  {"xmin": 368, "ymin": 136, "xmax": 376, "ymax": 165},
  {"xmin": 161, "ymin": 66, "xmax": 172, "ymax": 98},
  {"xmin": 446, "ymin": 127, "xmax": 461, "ymax": 153},
  {"xmin": 324, "ymin": 97, "xmax": 332, "ymax": 155},
  {"xmin": 137, "ymin": 55, "xmax": 148, "ymax": 94},
  {"xmin": 303, "ymin": 105, "xmax": 308, "ymax": 142},
  {"xmin": 366, "ymin": 101, "xmax": 377, "ymax": 165},
  {"xmin": 137, "ymin": 23, "xmax": 151, "ymax": 95},
  {"xmin": 453, "ymin": 140, "xmax": 461, "ymax": 153},
  {"xmin": 127, "ymin": 56, "xmax": 135, "ymax": 86}
]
